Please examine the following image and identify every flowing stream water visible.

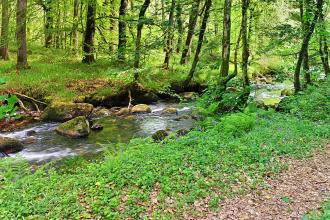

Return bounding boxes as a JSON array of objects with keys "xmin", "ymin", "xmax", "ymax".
[
  {"xmin": 1, "ymin": 81, "xmax": 295, "ymax": 163},
  {"xmin": 1, "ymin": 102, "xmax": 195, "ymax": 163}
]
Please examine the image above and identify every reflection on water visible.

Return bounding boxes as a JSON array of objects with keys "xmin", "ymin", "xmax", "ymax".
[{"xmin": 1, "ymin": 102, "xmax": 195, "ymax": 163}]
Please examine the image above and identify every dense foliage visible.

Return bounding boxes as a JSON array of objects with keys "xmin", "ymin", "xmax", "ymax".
[{"xmin": 0, "ymin": 80, "xmax": 329, "ymax": 219}]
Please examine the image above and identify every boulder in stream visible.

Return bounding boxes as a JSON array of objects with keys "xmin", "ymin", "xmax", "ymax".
[
  {"xmin": 55, "ymin": 116, "xmax": 90, "ymax": 138},
  {"xmin": 131, "ymin": 104, "xmax": 152, "ymax": 114},
  {"xmin": 0, "ymin": 136, "xmax": 24, "ymax": 154},
  {"xmin": 42, "ymin": 102, "xmax": 94, "ymax": 122},
  {"xmin": 152, "ymin": 130, "xmax": 169, "ymax": 142},
  {"xmin": 162, "ymin": 107, "xmax": 178, "ymax": 115}
]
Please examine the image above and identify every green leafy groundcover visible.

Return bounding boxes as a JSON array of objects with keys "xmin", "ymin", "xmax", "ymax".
[{"xmin": 0, "ymin": 109, "xmax": 329, "ymax": 219}]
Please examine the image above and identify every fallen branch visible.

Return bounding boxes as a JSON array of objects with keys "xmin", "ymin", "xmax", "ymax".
[{"xmin": 10, "ymin": 92, "xmax": 47, "ymax": 106}]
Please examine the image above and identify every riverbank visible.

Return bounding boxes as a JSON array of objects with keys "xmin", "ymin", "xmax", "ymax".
[{"xmin": 0, "ymin": 78, "xmax": 329, "ymax": 219}]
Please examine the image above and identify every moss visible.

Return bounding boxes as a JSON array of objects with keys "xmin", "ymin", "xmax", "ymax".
[{"xmin": 56, "ymin": 116, "xmax": 90, "ymax": 138}]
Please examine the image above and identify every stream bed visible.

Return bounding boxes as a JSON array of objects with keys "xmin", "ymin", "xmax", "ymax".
[
  {"xmin": 1, "ymin": 102, "xmax": 195, "ymax": 163},
  {"xmin": 1, "ymin": 81, "xmax": 294, "ymax": 163}
]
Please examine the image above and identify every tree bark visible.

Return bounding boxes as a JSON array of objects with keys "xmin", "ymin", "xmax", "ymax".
[
  {"xmin": 319, "ymin": 7, "xmax": 330, "ymax": 76},
  {"xmin": 184, "ymin": 0, "xmax": 212, "ymax": 86},
  {"xmin": 294, "ymin": 0, "xmax": 324, "ymax": 92},
  {"xmin": 16, "ymin": 0, "xmax": 28, "ymax": 69},
  {"xmin": 180, "ymin": 0, "xmax": 201, "ymax": 65},
  {"xmin": 241, "ymin": 0, "xmax": 250, "ymax": 87},
  {"xmin": 0, "ymin": 0, "xmax": 10, "ymax": 60},
  {"xmin": 72, "ymin": 0, "xmax": 79, "ymax": 54},
  {"xmin": 82, "ymin": 0, "xmax": 96, "ymax": 63},
  {"xmin": 163, "ymin": 0, "xmax": 176, "ymax": 69},
  {"xmin": 118, "ymin": 0, "xmax": 128, "ymax": 61},
  {"xmin": 175, "ymin": 2, "xmax": 183, "ymax": 53},
  {"xmin": 133, "ymin": 0, "xmax": 151, "ymax": 79},
  {"xmin": 220, "ymin": 0, "xmax": 232, "ymax": 77}
]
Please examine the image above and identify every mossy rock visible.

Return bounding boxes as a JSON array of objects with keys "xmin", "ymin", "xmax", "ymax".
[
  {"xmin": 162, "ymin": 107, "xmax": 178, "ymax": 114},
  {"xmin": 152, "ymin": 130, "xmax": 169, "ymax": 142},
  {"xmin": 0, "ymin": 136, "xmax": 24, "ymax": 154},
  {"xmin": 181, "ymin": 92, "xmax": 198, "ymax": 100},
  {"xmin": 132, "ymin": 104, "xmax": 152, "ymax": 114},
  {"xmin": 116, "ymin": 107, "xmax": 131, "ymax": 116},
  {"xmin": 42, "ymin": 102, "xmax": 94, "ymax": 122},
  {"xmin": 55, "ymin": 116, "xmax": 90, "ymax": 138}
]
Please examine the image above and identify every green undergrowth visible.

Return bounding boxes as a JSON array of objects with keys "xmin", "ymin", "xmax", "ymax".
[
  {"xmin": 303, "ymin": 198, "xmax": 330, "ymax": 220},
  {"xmin": 279, "ymin": 78, "xmax": 330, "ymax": 123},
  {"xmin": 0, "ymin": 106, "xmax": 329, "ymax": 218}
]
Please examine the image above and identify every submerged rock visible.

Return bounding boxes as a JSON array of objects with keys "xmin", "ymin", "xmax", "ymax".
[
  {"xmin": 152, "ymin": 130, "xmax": 169, "ymax": 142},
  {"xmin": 132, "ymin": 104, "xmax": 151, "ymax": 114},
  {"xmin": 125, "ymin": 115, "xmax": 137, "ymax": 120},
  {"xmin": 22, "ymin": 136, "xmax": 37, "ymax": 145},
  {"xmin": 162, "ymin": 107, "xmax": 178, "ymax": 115},
  {"xmin": 42, "ymin": 102, "xmax": 94, "ymax": 122},
  {"xmin": 0, "ymin": 136, "xmax": 24, "ymax": 154},
  {"xmin": 26, "ymin": 130, "xmax": 37, "ymax": 136},
  {"xmin": 56, "ymin": 116, "xmax": 90, "ymax": 138}
]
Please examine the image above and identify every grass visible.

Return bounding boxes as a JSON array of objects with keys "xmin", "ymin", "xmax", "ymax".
[
  {"xmin": 0, "ymin": 79, "xmax": 329, "ymax": 219},
  {"xmin": 0, "ymin": 46, "xmax": 196, "ymax": 101}
]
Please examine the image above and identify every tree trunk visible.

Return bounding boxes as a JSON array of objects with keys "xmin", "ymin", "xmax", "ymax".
[
  {"xmin": 241, "ymin": 0, "xmax": 250, "ymax": 87},
  {"xmin": 72, "ymin": 0, "xmax": 79, "ymax": 54},
  {"xmin": 16, "ymin": 0, "xmax": 28, "ymax": 69},
  {"xmin": 0, "ymin": 0, "xmax": 10, "ymax": 60},
  {"xmin": 220, "ymin": 0, "xmax": 232, "ymax": 77},
  {"xmin": 82, "ymin": 0, "xmax": 96, "ymax": 63},
  {"xmin": 319, "ymin": 7, "xmax": 330, "ymax": 76},
  {"xmin": 109, "ymin": 0, "xmax": 117, "ymax": 52},
  {"xmin": 184, "ymin": 0, "xmax": 212, "ymax": 86},
  {"xmin": 133, "ymin": 0, "xmax": 151, "ymax": 80},
  {"xmin": 44, "ymin": 2, "xmax": 53, "ymax": 48},
  {"xmin": 118, "ymin": 0, "xmax": 128, "ymax": 61},
  {"xmin": 301, "ymin": 0, "xmax": 312, "ymax": 84},
  {"xmin": 180, "ymin": 0, "xmax": 201, "ymax": 65},
  {"xmin": 175, "ymin": 2, "xmax": 183, "ymax": 53},
  {"xmin": 163, "ymin": 0, "xmax": 176, "ymax": 69},
  {"xmin": 294, "ymin": 0, "xmax": 324, "ymax": 92}
]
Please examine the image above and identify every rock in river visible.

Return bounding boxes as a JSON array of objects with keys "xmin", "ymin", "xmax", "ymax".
[
  {"xmin": 131, "ymin": 104, "xmax": 152, "ymax": 114},
  {"xmin": 56, "ymin": 116, "xmax": 90, "ymax": 138},
  {"xmin": 152, "ymin": 130, "xmax": 169, "ymax": 142},
  {"xmin": 42, "ymin": 102, "xmax": 94, "ymax": 122},
  {"xmin": 162, "ymin": 107, "xmax": 178, "ymax": 115},
  {"xmin": 0, "ymin": 136, "xmax": 24, "ymax": 154}
]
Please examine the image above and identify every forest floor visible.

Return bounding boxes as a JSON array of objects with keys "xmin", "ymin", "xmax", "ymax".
[{"xmin": 183, "ymin": 143, "xmax": 330, "ymax": 219}]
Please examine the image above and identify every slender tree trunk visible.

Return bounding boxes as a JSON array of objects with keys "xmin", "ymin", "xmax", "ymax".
[
  {"xmin": 319, "ymin": 7, "xmax": 330, "ymax": 76},
  {"xmin": 44, "ymin": 1, "xmax": 53, "ymax": 48},
  {"xmin": 133, "ymin": 0, "xmax": 151, "ymax": 80},
  {"xmin": 294, "ymin": 0, "xmax": 324, "ymax": 92},
  {"xmin": 163, "ymin": 0, "xmax": 176, "ymax": 69},
  {"xmin": 180, "ymin": 0, "xmax": 201, "ymax": 65},
  {"xmin": 233, "ymin": 28, "xmax": 242, "ymax": 77},
  {"xmin": 220, "ymin": 0, "xmax": 232, "ymax": 77},
  {"xmin": 109, "ymin": 0, "xmax": 117, "ymax": 52},
  {"xmin": 16, "ymin": 0, "xmax": 28, "ymax": 69},
  {"xmin": 184, "ymin": 0, "xmax": 212, "ymax": 86},
  {"xmin": 175, "ymin": 2, "xmax": 183, "ymax": 53},
  {"xmin": 72, "ymin": 0, "xmax": 79, "ymax": 54},
  {"xmin": 82, "ymin": 0, "xmax": 96, "ymax": 63},
  {"xmin": 302, "ymin": 0, "xmax": 312, "ymax": 84},
  {"xmin": 0, "ymin": 0, "xmax": 10, "ymax": 60},
  {"xmin": 118, "ymin": 0, "xmax": 128, "ymax": 61},
  {"xmin": 241, "ymin": 0, "xmax": 250, "ymax": 87}
]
